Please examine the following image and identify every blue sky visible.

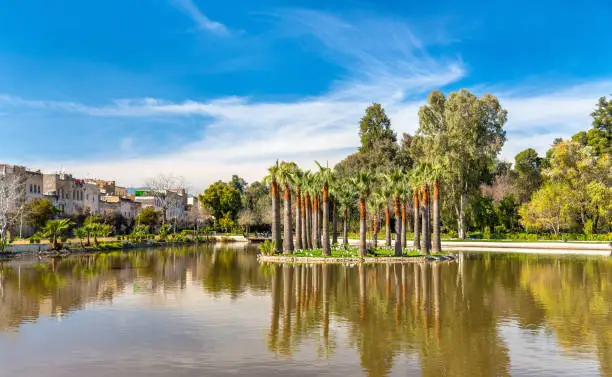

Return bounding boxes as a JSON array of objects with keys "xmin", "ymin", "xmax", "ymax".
[{"xmin": 1, "ymin": 0, "xmax": 611, "ymax": 191}]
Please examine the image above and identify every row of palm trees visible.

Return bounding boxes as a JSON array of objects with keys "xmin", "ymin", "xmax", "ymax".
[{"xmin": 264, "ymin": 161, "xmax": 442, "ymax": 257}]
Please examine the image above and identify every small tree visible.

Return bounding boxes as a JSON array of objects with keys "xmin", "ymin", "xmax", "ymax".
[
  {"xmin": 74, "ymin": 227, "xmax": 87, "ymax": 247},
  {"xmin": 130, "ymin": 224, "xmax": 150, "ymax": 243},
  {"xmin": 519, "ymin": 183, "xmax": 573, "ymax": 236},
  {"xmin": 43, "ymin": 219, "xmax": 73, "ymax": 250},
  {"xmin": 135, "ymin": 207, "xmax": 160, "ymax": 229},
  {"xmin": 158, "ymin": 224, "xmax": 172, "ymax": 240},
  {"xmin": 26, "ymin": 198, "xmax": 59, "ymax": 229},
  {"xmin": 0, "ymin": 174, "xmax": 25, "ymax": 252},
  {"xmin": 145, "ymin": 174, "xmax": 187, "ymax": 224}
]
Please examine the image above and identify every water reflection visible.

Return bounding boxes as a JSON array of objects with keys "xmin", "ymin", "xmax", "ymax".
[{"xmin": 0, "ymin": 247, "xmax": 610, "ymax": 376}]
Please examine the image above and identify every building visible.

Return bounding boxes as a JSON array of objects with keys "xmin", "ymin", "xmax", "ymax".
[
  {"xmin": 82, "ymin": 182, "xmax": 100, "ymax": 215},
  {"xmin": 133, "ymin": 188, "xmax": 188, "ymax": 222},
  {"xmin": 0, "ymin": 164, "xmax": 43, "ymax": 203},
  {"xmin": 43, "ymin": 173, "xmax": 77, "ymax": 215},
  {"xmin": 88, "ymin": 179, "xmax": 128, "ymax": 197},
  {"xmin": 100, "ymin": 195, "xmax": 141, "ymax": 220}
]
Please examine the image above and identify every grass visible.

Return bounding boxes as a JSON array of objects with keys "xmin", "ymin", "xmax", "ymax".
[{"xmin": 290, "ymin": 245, "xmax": 435, "ymax": 258}]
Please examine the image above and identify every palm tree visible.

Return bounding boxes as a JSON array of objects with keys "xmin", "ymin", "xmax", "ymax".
[
  {"xmin": 337, "ymin": 181, "xmax": 354, "ymax": 247},
  {"xmin": 431, "ymin": 173, "xmax": 442, "ymax": 254},
  {"xmin": 412, "ymin": 171, "xmax": 421, "ymax": 251},
  {"xmin": 309, "ymin": 173, "xmax": 321, "ymax": 249},
  {"xmin": 264, "ymin": 161, "xmax": 282, "ymax": 253},
  {"xmin": 351, "ymin": 172, "xmax": 375, "ymax": 257},
  {"xmin": 292, "ymin": 169, "xmax": 305, "ymax": 250},
  {"xmin": 370, "ymin": 191, "xmax": 386, "ymax": 250},
  {"xmin": 329, "ymin": 179, "xmax": 341, "ymax": 246},
  {"xmin": 302, "ymin": 171, "xmax": 313, "ymax": 249},
  {"xmin": 74, "ymin": 226, "xmax": 87, "ymax": 247},
  {"xmin": 385, "ymin": 169, "xmax": 404, "ymax": 257},
  {"xmin": 399, "ymin": 177, "xmax": 411, "ymax": 250},
  {"xmin": 278, "ymin": 162, "xmax": 297, "ymax": 254},
  {"xmin": 43, "ymin": 218, "xmax": 73, "ymax": 250},
  {"xmin": 421, "ymin": 185, "xmax": 431, "ymax": 254},
  {"xmin": 379, "ymin": 182, "xmax": 393, "ymax": 248},
  {"xmin": 315, "ymin": 161, "xmax": 335, "ymax": 256}
]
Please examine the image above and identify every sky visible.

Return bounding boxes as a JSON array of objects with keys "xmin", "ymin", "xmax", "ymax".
[{"xmin": 1, "ymin": 0, "xmax": 611, "ymax": 192}]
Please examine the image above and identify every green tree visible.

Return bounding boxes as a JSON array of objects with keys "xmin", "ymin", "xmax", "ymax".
[
  {"xmin": 414, "ymin": 89, "xmax": 507, "ymax": 239},
  {"xmin": 513, "ymin": 148, "xmax": 543, "ymax": 202},
  {"xmin": 545, "ymin": 140, "xmax": 611, "ymax": 232},
  {"xmin": 315, "ymin": 161, "xmax": 335, "ymax": 256},
  {"xmin": 73, "ymin": 226, "xmax": 87, "ymax": 247},
  {"xmin": 230, "ymin": 175, "xmax": 247, "ymax": 193},
  {"xmin": 496, "ymin": 194, "xmax": 520, "ymax": 232},
  {"xmin": 519, "ymin": 183, "xmax": 573, "ymax": 235},
  {"xmin": 264, "ymin": 161, "xmax": 282, "ymax": 253},
  {"xmin": 589, "ymin": 95, "xmax": 612, "ymax": 155},
  {"xmin": 135, "ymin": 207, "xmax": 160, "ymax": 229},
  {"xmin": 384, "ymin": 169, "xmax": 405, "ymax": 256},
  {"xmin": 199, "ymin": 181, "xmax": 243, "ymax": 221},
  {"xmin": 277, "ymin": 162, "xmax": 296, "ymax": 254},
  {"xmin": 351, "ymin": 172, "xmax": 375, "ymax": 257},
  {"xmin": 42, "ymin": 219, "xmax": 73, "ymax": 250},
  {"xmin": 25, "ymin": 198, "xmax": 59, "ymax": 229}
]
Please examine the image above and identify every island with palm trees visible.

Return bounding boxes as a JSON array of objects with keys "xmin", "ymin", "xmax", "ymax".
[{"xmin": 255, "ymin": 90, "xmax": 612, "ymax": 263}]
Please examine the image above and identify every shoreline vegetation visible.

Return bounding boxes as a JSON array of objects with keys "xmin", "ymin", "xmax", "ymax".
[
  {"xmin": 254, "ymin": 92, "xmax": 610, "ymax": 261},
  {"xmin": 1, "ymin": 92, "xmax": 610, "ymax": 259}
]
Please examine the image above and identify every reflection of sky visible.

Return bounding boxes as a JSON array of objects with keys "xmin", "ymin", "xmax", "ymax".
[
  {"xmin": 500, "ymin": 322, "xmax": 600, "ymax": 376},
  {"xmin": 0, "ymin": 261, "xmax": 608, "ymax": 377},
  {"xmin": 0, "ymin": 278, "xmax": 371, "ymax": 377}
]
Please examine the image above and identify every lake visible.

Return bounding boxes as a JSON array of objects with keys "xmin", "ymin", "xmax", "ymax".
[{"xmin": 0, "ymin": 245, "xmax": 610, "ymax": 376}]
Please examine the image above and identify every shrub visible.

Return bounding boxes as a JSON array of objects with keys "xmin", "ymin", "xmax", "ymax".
[
  {"xmin": 258, "ymin": 240, "xmax": 276, "ymax": 255},
  {"xmin": 483, "ymin": 226, "xmax": 492, "ymax": 240}
]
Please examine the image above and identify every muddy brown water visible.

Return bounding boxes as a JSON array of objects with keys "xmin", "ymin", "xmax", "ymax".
[{"xmin": 0, "ymin": 244, "xmax": 610, "ymax": 376}]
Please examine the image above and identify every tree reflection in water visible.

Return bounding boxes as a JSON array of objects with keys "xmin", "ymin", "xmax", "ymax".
[{"xmin": 0, "ymin": 247, "xmax": 610, "ymax": 376}]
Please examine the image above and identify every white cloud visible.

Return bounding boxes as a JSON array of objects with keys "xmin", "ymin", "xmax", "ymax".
[{"xmin": 170, "ymin": 0, "xmax": 229, "ymax": 35}]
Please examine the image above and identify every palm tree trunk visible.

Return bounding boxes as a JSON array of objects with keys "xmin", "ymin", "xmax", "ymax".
[
  {"xmin": 301, "ymin": 196, "xmax": 308, "ymax": 249},
  {"xmin": 322, "ymin": 184, "xmax": 330, "ymax": 256},
  {"xmin": 421, "ymin": 186, "xmax": 431, "ymax": 255},
  {"xmin": 401, "ymin": 201, "xmax": 407, "ymax": 249},
  {"xmin": 311, "ymin": 195, "xmax": 317, "ymax": 249},
  {"xmin": 385, "ymin": 205, "xmax": 391, "ymax": 247},
  {"xmin": 332, "ymin": 199, "xmax": 338, "ymax": 245},
  {"xmin": 373, "ymin": 211, "xmax": 379, "ymax": 250},
  {"xmin": 394, "ymin": 193, "xmax": 402, "ymax": 257},
  {"xmin": 413, "ymin": 191, "xmax": 420, "ymax": 250},
  {"xmin": 359, "ymin": 198, "xmax": 367, "ymax": 257},
  {"xmin": 295, "ymin": 189, "xmax": 302, "ymax": 250},
  {"xmin": 272, "ymin": 182, "xmax": 282, "ymax": 253},
  {"xmin": 306, "ymin": 194, "xmax": 312, "ymax": 249},
  {"xmin": 432, "ymin": 179, "xmax": 441, "ymax": 253},
  {"xmin": 317, "ymin": 196, "xmax": 323, "ymax": 248},
  {"xmin": 343, "ymin": 207, "xmax": 349, "ymax": 246}
]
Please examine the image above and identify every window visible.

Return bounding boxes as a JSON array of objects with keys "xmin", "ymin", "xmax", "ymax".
[
  {"xmin": 29, "ymin": 184, "xmax": 32, "ymax": 193},
  {"xmin": 37, "ymin": 185, "xmax": 41, "ymax": 194}
]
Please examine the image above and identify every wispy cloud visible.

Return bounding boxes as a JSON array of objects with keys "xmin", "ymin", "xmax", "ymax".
[
  {"xmin": 170, "ymin": 0, "xmax": 229, "ymax": 35},
  {"xmin": 2, "ymin": 9, "xmax": 606, "ymax": 191}
]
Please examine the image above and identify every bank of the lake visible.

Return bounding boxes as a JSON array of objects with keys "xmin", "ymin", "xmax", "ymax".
[
  {"xmin": 257, "ymin": 254, "xmax": 456, "ymax": 264},
  {"xmin": 339, "ymin": 239, "xmax": 612, "ymax": 256}
]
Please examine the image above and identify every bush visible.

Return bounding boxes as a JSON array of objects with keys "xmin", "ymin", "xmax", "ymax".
[
  {"xmin": 483, "ymin": 226, "xmax": 492, "ymax": 240},
  {"xmin": 258, "ymin": 240, "xmax": 276, "ymax": 255}
]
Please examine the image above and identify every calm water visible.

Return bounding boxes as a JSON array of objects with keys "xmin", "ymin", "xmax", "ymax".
[{"xmin": 0, "ymin": 245, "xmax": 610, "ymax": 377}]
